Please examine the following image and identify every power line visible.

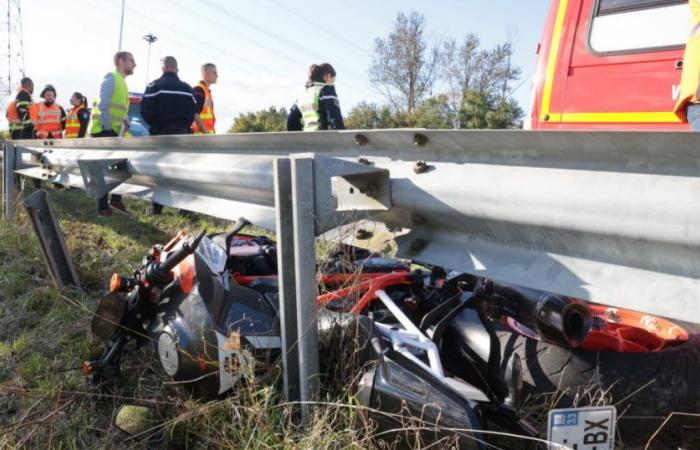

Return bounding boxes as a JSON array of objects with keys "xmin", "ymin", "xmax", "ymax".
[{"xmin": 265, "ymin": 0, "xmax": 372, "ymax": 57}]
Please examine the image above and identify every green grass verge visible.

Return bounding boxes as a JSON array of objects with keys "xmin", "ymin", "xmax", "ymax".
[{"xmin": 0, "ymin": 188, "xmax": 370, "ymax": 449}]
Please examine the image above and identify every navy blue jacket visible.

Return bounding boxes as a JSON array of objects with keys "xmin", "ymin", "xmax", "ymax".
[{"xmin": 141, "ymin": 72, "xmax": 195, "ymax": 135}]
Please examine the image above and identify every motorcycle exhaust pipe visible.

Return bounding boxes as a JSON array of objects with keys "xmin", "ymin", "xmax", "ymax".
[{"xmin": 490, "ymin": 282, "xmax": 592, "ymax": 348}]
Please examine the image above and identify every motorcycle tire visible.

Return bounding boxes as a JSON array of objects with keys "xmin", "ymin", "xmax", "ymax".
[{"xmin": 497, "ymin": 322, "xmax": 700, "ymax": 448}]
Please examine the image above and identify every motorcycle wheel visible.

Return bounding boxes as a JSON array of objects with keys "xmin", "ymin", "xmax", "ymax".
[{"xmin": 497, "ymin": 321, "xmax": 700, "ymax": 448}]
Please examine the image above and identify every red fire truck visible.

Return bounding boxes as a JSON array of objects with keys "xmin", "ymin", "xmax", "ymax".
[{"xmin": 528, "ymin": 0, "xmax": 690, "ymax": 130}]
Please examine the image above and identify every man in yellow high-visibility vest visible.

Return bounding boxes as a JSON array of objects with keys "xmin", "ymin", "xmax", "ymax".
[
  {"xmin": 675, "ymin": 0, "xmax": 700, "ymax": 130},
  {"xmin": 89, "ymin": 51, "xmax": 136, "ymax": 216}
]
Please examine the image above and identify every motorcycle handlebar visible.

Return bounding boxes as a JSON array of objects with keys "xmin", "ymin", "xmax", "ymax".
[{"xmin": 145, "ymin": 230, "xmax": 206, "ymax": 287}]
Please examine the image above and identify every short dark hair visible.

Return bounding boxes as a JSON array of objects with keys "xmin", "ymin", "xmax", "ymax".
[
  {"xmin": 20, "ymin": 77, "xmax": 32, "ymax": 87},
  {"xmin": 113, "ymin": 51, "xmax": 132, "ymax": 67}
]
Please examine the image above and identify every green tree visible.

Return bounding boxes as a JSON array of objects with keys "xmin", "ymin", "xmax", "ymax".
[
  {"xmin": 460, "ymin": 91, "xmax": 523, "ymax": 129},
  {"xmin": 345, "ymin": 102, "xmax": 394, "ymax": 129},
  {"xmin": 228, "ymin": 107, "xmax": 288, "ymax": 133},
  {"xmin": 405, "ymin": 95, "xmax": 452, "ymax": 129}
]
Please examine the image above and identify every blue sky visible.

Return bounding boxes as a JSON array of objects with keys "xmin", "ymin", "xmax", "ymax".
[{"xmin": 13, "ymin": 0, "xmax": 551, "ymax": 130}]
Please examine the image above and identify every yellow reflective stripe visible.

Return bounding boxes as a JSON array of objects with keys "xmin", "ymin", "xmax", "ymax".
[
  {"xmin": 540, "ymin": 0, "xmax": 568, "ymax": 122},
  {"xmin": 558, "ymin": 112, "xmax": 682, "ymax": 123},
  {"xmin": 15, "ymin": 101, "xmax": 30, "ymax": 106},
  {"xmin": 108, "ymin": 103, "xmax": 127, "ymax": 112},
  {"xmin": 200, "ymin": 112, "xmax": 213, "ymax": 119}
]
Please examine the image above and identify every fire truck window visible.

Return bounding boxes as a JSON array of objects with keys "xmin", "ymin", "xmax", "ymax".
[
  {"xmin": 590, "ymin": 0, "xmax": 688, "ymax": 53},
  {"xmin": 597, "ymin": 0, "xmax": 686, "ymax": 15}
]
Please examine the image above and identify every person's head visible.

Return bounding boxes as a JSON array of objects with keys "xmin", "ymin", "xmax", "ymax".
[
  {"xmin": 70, "ymin": 92, "xmax": 87, "ymax": 108},
  {"xmin": 114, "ymin": 51, "xmax": 136, "ymax": 76},
  {"xmin": 201, "ymin": 63, "xmax": 218, "ymax": 85},
  {"xmin": 21, "ymin": 77, "xmax": 34, "ymax": 94},
  {"xmin": 306, "ymin": 63, "xmax": 336, "ymax": 87},
  {"xmin": 161, "ymin": 56, "xmax": 178, "ymax": 74},
  {"xmin": 40, "ymin": 84, "xmax": 56, "ymax": 104}
]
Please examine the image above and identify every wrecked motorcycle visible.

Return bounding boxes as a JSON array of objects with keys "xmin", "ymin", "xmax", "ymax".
[{"xmin": 84, "ymin": 220, "xmax": 699, "ymax": 447}]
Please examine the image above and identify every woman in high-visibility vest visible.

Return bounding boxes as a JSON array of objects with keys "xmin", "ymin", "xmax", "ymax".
[
  {"xmin": 64, "ymin": 92, "xmax": 90, "ymax": 138},
  {"xmin": 287, "ymin": 63, "xmax": 345, "ymax": 131},
  {"xmin": 32, "ymin": 84, "xmax": 66, "ymax": 140}
]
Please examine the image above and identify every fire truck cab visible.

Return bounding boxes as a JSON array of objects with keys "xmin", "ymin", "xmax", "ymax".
[{"xmin": 528, "ymin": 0, "xmax": 690, "ymax": 130}]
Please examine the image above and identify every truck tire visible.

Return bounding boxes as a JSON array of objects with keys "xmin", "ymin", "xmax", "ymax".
[{"xmin": 497, "ymin": 322, "xmax": 700, "ymax": 447}]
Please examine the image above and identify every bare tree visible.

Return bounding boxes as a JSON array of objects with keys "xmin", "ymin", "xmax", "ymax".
[
  {"xmin": 368, "ymin": 12, "xmax": 439, "ymax": 113},
  {"xmin": 441, "ymin": 33, "xmax": 480, "ymax": 127}
]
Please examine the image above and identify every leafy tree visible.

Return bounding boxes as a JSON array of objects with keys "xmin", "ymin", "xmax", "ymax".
[
  {"xmin": 404, "ymin": 95, "xmax": 452, "ymax": 129},
  {"xmin": 345, "ymin": 102, "xmax": 394, "ymax": 129},
  {"xmin": 228, "ymin": 107, "xmax": 288, "ymax": 133},
  {"xmin": 0, "ymin": 130, "xmax": 8, "ymax": 141},
  {"xmin": 441, "ymin": 35, "xmax": 522, "ymax": 127},
  {"xmin": 460, "ymin": 91, "xmax": 523, "ymax": 129},
  {"xmin": 368, "ymin": 12, "xmax": 440, "ymax": 113}
]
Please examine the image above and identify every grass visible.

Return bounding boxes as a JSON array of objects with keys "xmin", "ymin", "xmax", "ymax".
[{"xmin": 0, "ymin": 187, "xmax": 404, "ymax": 449}]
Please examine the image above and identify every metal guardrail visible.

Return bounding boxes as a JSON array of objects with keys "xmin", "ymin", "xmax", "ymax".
[{"xmin": 3, "ymin": 129, "xmax": 700, "ymax": 417}]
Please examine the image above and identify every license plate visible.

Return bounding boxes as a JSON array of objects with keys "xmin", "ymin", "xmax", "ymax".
[{"xmin": 547, "ymin": 406, "xmax": 616, "ymax": 450}]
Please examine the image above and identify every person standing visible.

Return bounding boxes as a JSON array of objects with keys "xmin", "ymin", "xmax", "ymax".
[
  {"xmin": 6, "ymin": 77, "xmax": 35, "ymax": 139},
  {"xmin": 64, "ymin": 92, "xmax": 90, "ymax": 138},
  {"xmin": 675, "ymin": 0, "xmax": 700, "ymax": 130},
  {"xmin": 288, "ymin": 63, "xmax": 345, "ymax": 131},
  {"xmin": 141, "ymin": 56, "xmax": 195, "ymax": 214},
  {"xmin": 141, "ymin": 56, "xmax": 195, "ymax": 135},
  {"xmin": 33, "ymin": 85, "xmax": 66, "ymax": 140},
  {"xmin": 89, "ymin": 51, "xmax": 136, "ymax": 216},
  {"xmin": 192, "ymin": 63, "xmax": 218, "ymax": 134}
]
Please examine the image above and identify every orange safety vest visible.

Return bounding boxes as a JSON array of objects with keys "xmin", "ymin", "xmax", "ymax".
[
  {"xmin": 64, "ymin": 105, "xmax": 86, "ymax": 138},
  {"xmin": 33, "ymin": 102, "xmax": 64, "ymax": 139},
  {"xmin": 5, "ymin": 87, "xmax": 35, "ymax": 131},
  {"xmin": 193, "ymin": 81, "xmax": 215, "ymax": 134}
]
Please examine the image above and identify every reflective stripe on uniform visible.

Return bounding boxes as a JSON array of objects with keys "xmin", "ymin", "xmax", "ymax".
[{"xmin": 143, "ymin": 90, "xmax": 195, "ymax": 98}]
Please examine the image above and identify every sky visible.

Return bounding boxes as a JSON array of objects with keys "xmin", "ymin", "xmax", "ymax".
[{"xmin": 4, "ymin": 0, "xmax": 551, "ymax": 131}]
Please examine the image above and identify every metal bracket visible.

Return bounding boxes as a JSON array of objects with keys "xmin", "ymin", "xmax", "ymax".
[
  {"xmin": 311, "ymin": 154, "xmax": 392, "ymax": 234},
  {"xmin": 331, "ymin": 170, "xmax": 391, "ymax": 212},
  {"xmin": 22, "ymin": 190, "xmax": 81, "ymax": 290},
  {"xmin": 77, "ymin": 158, "xmax": 131, "ymax": 199}
]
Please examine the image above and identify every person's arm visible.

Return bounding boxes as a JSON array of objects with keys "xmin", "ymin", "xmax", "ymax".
[
  {"xmin": 319, "ymin": 85, "xmax": 345, "ymax": 130},
  {"xmin": 186, "ymin": 86, "xmax": 196, "ymax": 126},
  {"xmin": 78, "ymin": 108, "xmax": 90, "ymax": 138},
  {"xmin": 287, "ymin": 104, "xmax": 303, "ymax": 131},
  {"xmin": 99, "ymin": 73, "xmax": 115, "ymax": 130},
  {"xmin": 16, "ymin": 91, "xmax": 31, "ymax": 123},
  {"xmin": 140, "ymin": 82, "xmax": 157, "ymax": 126},
  {"xmin": 59, "ymin": 106, "xmax": 67, "ymax": 129},
  {"xmin": 193, "ymin": 86, "xmax": 208, "ymax": 132}
]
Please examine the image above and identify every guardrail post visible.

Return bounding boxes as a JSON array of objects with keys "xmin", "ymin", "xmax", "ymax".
[
  {"xmin": 3, "ymin": 141, "xmax": 16, "ymax": 220},
  {"xmin": 273, "ymin": 158, "xmax": 301, "ymax": 408},
  {"xmin": 291, "ymin": 156, "xmax": 320, "ymax": 422}
]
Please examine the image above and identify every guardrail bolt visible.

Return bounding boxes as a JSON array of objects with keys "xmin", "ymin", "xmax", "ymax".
[
  {"xmin": 409, "ymin": 238, "xmax": 427, "ymax": 253},
  {"xmin": 354, "ymin": 134, "xmax": 369, "ymax": 146},
  {"xmin": 358, "ymin": 157, "xmax": 371, "ymax": 165},
  {"xmin": 355, "ymin": 229, "xmax": 373, "ymax": 240},
  {"xmin": 411, "ymin": 212, "xmax": 426, "ymax": 225},
  {"xmin": 413, "ymin": 133, "xmax": 428, "ymax": 147},
  {"xmin": 413, "ymin": 160, "xmax": 429, "ymax": 174}
]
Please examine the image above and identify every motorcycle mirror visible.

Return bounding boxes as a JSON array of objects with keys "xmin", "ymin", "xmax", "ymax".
[
  {"xmin": 503, "ymin": 353, "xmax": 523, "ymax": 410},
  {"xmin": 91, "ymin": 292, "xmax": 126, "ymax": 341},
  {"xmin": 224, "ymin": 217, "xmax": 252, "ymax": 255}
]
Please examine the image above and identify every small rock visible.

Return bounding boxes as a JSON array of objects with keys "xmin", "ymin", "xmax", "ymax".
[{"xmin": 115, "ymin": 404, "xmax": 153, "ymax": 436}]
